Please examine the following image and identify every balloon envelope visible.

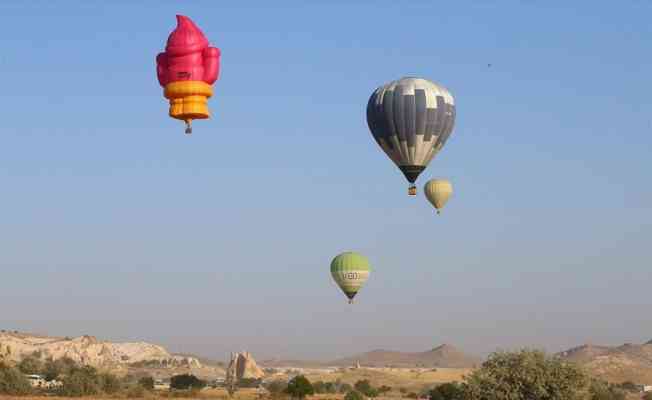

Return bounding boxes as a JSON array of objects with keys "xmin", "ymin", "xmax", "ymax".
[
  {"xmin": 330, "ymin": 252, "xmax": 371, "ymax": 303},
  {"xmin": 424, "ymin": 179, "xmax": 453, "ymax": 213},
  {"xmin": 366, "ymin": 77, "xmax": 456, "ymax": 188}
]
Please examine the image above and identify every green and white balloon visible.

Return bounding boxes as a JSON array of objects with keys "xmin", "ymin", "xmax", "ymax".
[{"xmin": 330, "ymin": 252, "xmax": 371, "ymax": 304}]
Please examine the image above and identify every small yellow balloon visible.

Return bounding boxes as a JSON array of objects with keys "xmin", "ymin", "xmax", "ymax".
[{"xmin": 424, "ymin": 179, "xmax": 453, "ymax": 214}]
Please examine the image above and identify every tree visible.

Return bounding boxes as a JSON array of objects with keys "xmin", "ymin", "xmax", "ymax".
[
  {"xmin": 98, "ymin": 372, "xmax": 122, "ymax": 394},
  {"xmin": 589, "ymin": 380, "xmax": 626, "ymax": 400},
  {"xmin": 0, "ymin": 363, "xmax": 32, "ymax": 395},
  {"xmin": 43, "ymin": 356, "xmax": 76, "ymax": 381},
  {"xmin": 464, "ymin": 349, "xmax": 588, "ymax": 400},
  {"xmin": 17, "ymin": 354, "xmax": 43, "ymax": 375},
  {"xmin": 345, "ymin": 390, "xmax": 365, "ymax": 400},
  {"xmin": 59, "ymin": 366, "xmax": 101, "ymax": 397},
  {"xmin": 285, "ymin": 375, "xmax": 314, "ymax": 400},
  {"xmin": 355, "ymin": 379, "xmax": 378, "ymax": 397},
  {"xmin": 138, "ymin": 376, "xmax": 155, "ymax": 390},
  {"xmin": 429, "ymin": 383, "xmax": 464, "ymax": 400},
  {"xmin": 170, "ymin": 374, "xmax": 205, "ymax": 390}
]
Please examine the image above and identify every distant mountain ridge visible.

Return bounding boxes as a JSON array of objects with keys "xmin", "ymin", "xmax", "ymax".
[
  {"xmin": 329, "ymin": 344, "xmax": 481, "ymax": 368},
  {"xmin": 557, "ymin": 340, "xmax": 652, "ymax": 383}
]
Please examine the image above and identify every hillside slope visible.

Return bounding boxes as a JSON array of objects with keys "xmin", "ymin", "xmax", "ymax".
[{"xmin": 329, "ymin": 344, "xmax": 481, "ymax": 368}]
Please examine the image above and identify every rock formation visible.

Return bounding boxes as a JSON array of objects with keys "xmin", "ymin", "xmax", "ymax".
[
  {"xmin": 226, "ymin": 351, "xmax": 264, "ymax": 383},
  {"xmin": 0, "ymin": 331, "xmax": 201, "ymax": 369}
]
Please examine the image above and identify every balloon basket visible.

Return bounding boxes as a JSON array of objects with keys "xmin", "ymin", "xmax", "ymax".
[{"xmin": 408, "ymin": 185, "xmax": 417, "ymax": 196}]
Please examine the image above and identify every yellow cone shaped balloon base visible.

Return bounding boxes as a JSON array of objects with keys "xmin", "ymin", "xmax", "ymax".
[{"xmin": 164, "ymin": 81, "xmax": 213, "ymax": 131}]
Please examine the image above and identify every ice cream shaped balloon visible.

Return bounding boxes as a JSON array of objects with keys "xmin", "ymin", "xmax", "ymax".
[{"xmin": 156, "ymin": 15, "xmax": 221, "ymax": 134}]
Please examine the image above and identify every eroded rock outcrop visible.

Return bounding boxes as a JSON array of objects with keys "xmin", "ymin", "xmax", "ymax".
[
  {"xmin": 0, "ymin": 331, "xmax": 201, "ymax": 369},
  {"xmin": 226, "ymin": 351, "xmax": 264, "ymax": 383}
]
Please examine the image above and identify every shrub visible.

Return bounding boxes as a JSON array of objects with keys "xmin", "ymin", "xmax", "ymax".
[
  {"xmin": 266, "ymin": 379, "xmax": 288, "ymax": 394},
  {"xmin": 139, "ymin": 375, "xmax": 155, "ymax": 390},
  {"xmin": 0, "ymin": 363, "xmax": 32, "ymax": 395},
  {"xmin": 239, "ymin": 377, "xmax": 262, "ymax": 388},
  {"xmin": 354, "ymin": 379, "xmax": 378, "ymax": 397},
  {"xmin": 59, "ymin": 366, "xmax": 101, "ymax": 397},
  {"xmin": 406, "ymin": 392, "xmax": 418, "ymax": 399},
  {"xmin": 339, "ymin": 383, "xmax": 353, "ymax": 394},
  {"xmin": 99, "ymin": 372, "xmax": 122, "ymax": 394},
  {"xmin": 17, "ymin": 354, "xmax": 43, "ymax": 374},
  {"xmin": 345, "ymin": 390, "xmax": 365, "ymax": 400},
  {"xmin": 170, "ymin": 374, "xmax": 205, "ymax": 390},
  {"xmin": 428, "ymin": 382, "xmax": 464, "ymax": 400},
  {"xmin": 43, "ymin": 356, "xmax": 76, "ymax": 381},
  {"xmin": 643, "ymin": 393, "xmax": 652, "ymax": 400},
  {"xmin": 285, "ymin": 375, "xmax": 314, "ymax": 400},
  {"xmin": 589, "ymin": 380, "xmax": 626, "ymax": 400}
]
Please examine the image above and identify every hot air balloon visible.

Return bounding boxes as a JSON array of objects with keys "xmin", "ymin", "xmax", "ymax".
[
  {"xmin": 330, "ymin": 252, "xmax": 371, "ymax": 304},
  {"xmin": 156, "ymin": 15, "xmax": 221, "ymax": 134},
  {"xmin": 366, "ymin": 77, "xmax": 456, "ymax": 195},
  {"xmin": 424, "ymin": 179, "xmax": 453, "ymax": 214}
]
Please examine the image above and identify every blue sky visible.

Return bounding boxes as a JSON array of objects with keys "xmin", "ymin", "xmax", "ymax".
[{"xmin": 1, "ymin": 1, "xmax": 651, "ymax": 360}]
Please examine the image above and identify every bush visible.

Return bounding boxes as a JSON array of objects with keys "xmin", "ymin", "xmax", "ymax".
[
  {"xmin": 43, "ymin": 356, "xmax": 76, "ymax": 381},
  {"xmin": 17, "ymin": 354, "xmax": 43, "ymax": 374},
  {"xmin": 0, "ymin": 363, "xmax": 32, "ymax": 395},
  {"xmin": 59, "ymin": 366, "xmax": 101, "ymax": 397},
  {"xmin": 239, "ymin": 377, "xmax": 262, "ymax": 388},
  {"xmin": 139, "ymin": 376, "xmax": 155, "ymax": 390},
  {"xmin": 99, "ymin": 372, "xmax": 122, "ymax": 394},
  {"xmin": 406, "ymin": 392, "xmax": 418, "ymax": 399},
  {"xmin": 589, "ymin": 380, "xmax": 626, "ymax": 400},
  {"xmin": 266, "ymin": 379, "xmax": 288, "ymax": 396},
  {"xmin": 428, "ymin": 382, "xmax": 464, "ymax": 400},
  {"xmin": 355, "ymin": 380, "xmax": 378, "ymax": 398},
  {"xmin": 464, "ymin": 349, "xmax": 588, "ymax": 400},
  {"xmin": 339, "ymin": 383, "xmax": 354, "ymax": 394},
  {"xmin": 345, "ymin": 390, "xmax": 365, "ymax": 400},
  {"xmin": 643, "ymin": 393, "xmax": 652, "ymax": 400},
  {"xmin": 170, "ymin": 374, "xmax": 205, "ymax": 390},
  {"xmin": 285, "ymin": 375, "xmax": 314, "ymax": 400}
]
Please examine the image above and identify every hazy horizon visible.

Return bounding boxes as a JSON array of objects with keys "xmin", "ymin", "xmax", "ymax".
[{"xmin": 1, "ymin": 2, "xmax": 650, "ymax": 362}]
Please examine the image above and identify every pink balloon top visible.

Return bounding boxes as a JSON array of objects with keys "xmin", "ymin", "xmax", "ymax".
[{"xmin": 156, "ymin": 15, "xmax": 220, "ymax": 86}]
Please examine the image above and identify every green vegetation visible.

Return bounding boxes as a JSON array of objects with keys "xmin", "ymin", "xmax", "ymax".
[
  {"xmin": 170, "ymin": 373, "xmax": 206, "ymax": 390},
  {"xmin": 428, "ymin": 382, "xmax": 464, "ymax": 400},
  {"xmin": 238, "ymin": 377, "xmax": 263, "ymax": 388},
  {"xmin": 0, "ymin": 362, "xmax": 32, "ymax": 395},
  {"xmin": 345, "ymin": 390, "xmax": 365, "ymax": 400},
  {"xmin": 285, "ymin": 375, "xmax": 314, "ymax": 400},
  {"xmin": 138, "ymin": 375, "xmax": 155, "ymax": 390},
  {"xmin": 464, "ymin": 349, "xmax": 588, "ymax": 400},
  {"xmin": 354, "ymin": 379, "xmax": 379, "ymax": 397}
]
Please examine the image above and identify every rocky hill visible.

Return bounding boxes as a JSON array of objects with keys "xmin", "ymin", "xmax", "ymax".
[
  {"xmin": 329, "ymin": 344, "xmax": 481, "ymax": 368},
  {"xmin": 0, "ymin": 331, "xmax": 200, "ymax": 369},
  {"xmin": 558, "ymin": 341, "xmax": 652, "ymax": 383}
]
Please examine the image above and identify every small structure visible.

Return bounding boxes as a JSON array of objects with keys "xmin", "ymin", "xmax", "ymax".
[
  {"xmin": 154, "ymin": 379, "xmax": 170, "ymax": 390},
  {"xmin": 26, "ymin": 374, "xmax": 47, "ymax": 388},
  {"xmin": 642, "ymin": 385, "xmax": 652, "ymax": 393}
]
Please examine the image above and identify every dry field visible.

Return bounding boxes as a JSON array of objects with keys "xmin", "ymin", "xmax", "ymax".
[{"xmin": 303, "ymin": 367, "xmax": 473, "ymax": 393}]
